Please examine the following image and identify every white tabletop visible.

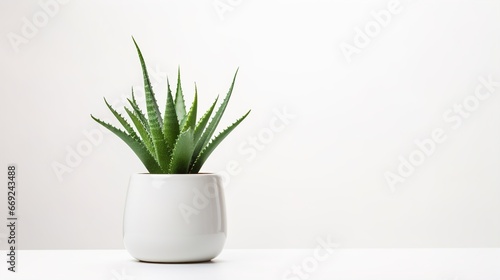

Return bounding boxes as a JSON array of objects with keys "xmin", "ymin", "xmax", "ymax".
[{"xmin": 1, "ymin": 249, "xmax": 499, "ymax": 280}]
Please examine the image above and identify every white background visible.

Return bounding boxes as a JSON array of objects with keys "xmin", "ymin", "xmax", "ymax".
[{"xmin": 0, "ymin": 0, "xmax": 499, "ymax": 249}]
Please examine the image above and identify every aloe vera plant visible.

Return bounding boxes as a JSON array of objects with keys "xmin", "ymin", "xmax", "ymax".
[{"xmin": 91, "ymin": 39, "xmax": 250, "ymax": 174}]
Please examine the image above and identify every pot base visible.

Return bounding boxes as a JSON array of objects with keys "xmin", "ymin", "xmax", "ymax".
[{"xmin": 124, "ymin": 232, "xmax": 226, "ymax": 263}]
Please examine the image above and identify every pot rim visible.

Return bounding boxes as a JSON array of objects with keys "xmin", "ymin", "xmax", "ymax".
[{"xmin": 132, "ymin": 172, "xmax": 218, "ymax": 177}]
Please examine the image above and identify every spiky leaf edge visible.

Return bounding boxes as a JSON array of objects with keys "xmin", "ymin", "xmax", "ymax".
[
  {"xmin": 192, "ymin": 69, "xmax": 238, "ymax": 160},
  {"xmin": 104, "ymin": 98, "xmax": 138, "ymax": 138},
  {"xmin": 128, "ymin": 89, "xmax": 150, "ymax": 133},
  {"xmin": 91, "ymin": 115, "xmax": 162, "ymax": 173},
  {"xmin": 190, "ymin": 110, "xmax": 250, "ymax": 173},
  {"xmin": 181, "ymin": 85, "xmax": 197, "ymax": 132},
  {"xmin": 163, "ymin": 79, "xmax": 180, "ymax": 151},
  {"xmin": 193, "ymin": 95, "xmax": 218, "ymax": 143},
  {"xmin": 132, "ymin": 38, "xmax": 170, "ymax": 172},
  {"xmin": 174, "ymin": 67, "xmax": 187, "ymax": 126},
  {"xmin": 169, "ymin": 128, "xmax": 195, "ymax": 174},
  {"xmin": 124, "ymin": 106, "xmax": 156, "ymax": 159}
]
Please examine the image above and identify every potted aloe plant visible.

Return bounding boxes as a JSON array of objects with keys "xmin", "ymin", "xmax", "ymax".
[{"xmin": 91, "ymin": 38, "xmax": 250, "ymax": 263}]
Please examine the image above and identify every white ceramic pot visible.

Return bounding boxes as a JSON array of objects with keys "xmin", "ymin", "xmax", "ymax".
[{"xmin": 123, "ymin": 173, "xmax": 227, "ymax": 263}]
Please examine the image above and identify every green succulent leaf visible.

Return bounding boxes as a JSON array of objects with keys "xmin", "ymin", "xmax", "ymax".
[
  {"xmin": 190, "ymin": 110, "xmax": 250, "ymax": 173},
  {"xmin": 133, "ymin": 38, "xmax": 170, "ymax": 172},
  {"xmin": 92, "ymin": 39, "xmax": 249, "ymax": 174},
  {"xmin": 194, "ymin": 95, "xmax": 218, "ymax": 143},
  {"xmin": 174, "ymin": 67, "xmax": 187, "ymax": 126},
  {"xmin": 128, "ymin": 89, "xmax": 149, "ymax": 133},
  {"xmin": 169, "ymin": 128, "xmax": 195, "ymax": 174},
  {"xmin": 91, "ymin": 115, "xmax": 162, "ymax": 173},
  {"xmin": 124, "ymin": 106, "xmax": 155, "ymax": 158},
  {"xmin": 163, "ymin": 79, "xmax": 180, "ymax": 149},
  {"xmin": 181, "ymin": 85, "xmax": 197, "ymax": 133},
  {"xmin": 104, "ymin": 98, "xmax": 138, "ymax": 138},
  {"xmin": 193, "ymin": 69, "xmax": 238, "ymax": 160},
  {"xmin": 132, "ymin": 37, "xmax": 162, "ymax": 127}
]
